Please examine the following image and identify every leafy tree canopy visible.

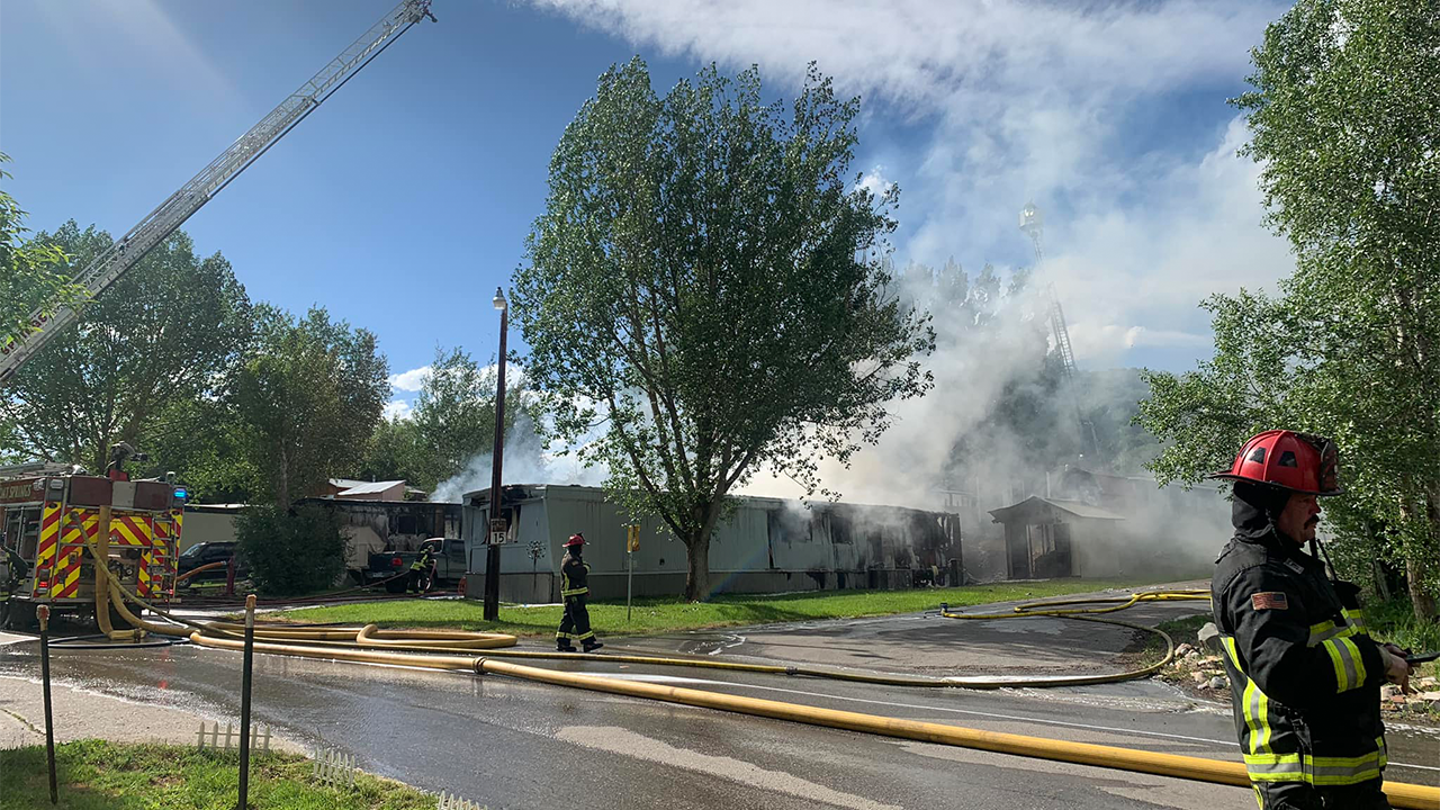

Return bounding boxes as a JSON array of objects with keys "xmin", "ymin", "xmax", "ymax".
[
  {"xmin": 515, "ymin": 59, "xmax": 933, "ymax": 599},
  {"xmin": 2, "ymin": 221, "xmax": 251, "ymax": 473},
  {"xmin": 229, "ymin": 306, "xmax": 389, "ymax": 506},
  {"xmin": 1141, "ymin": 0, "xmax": 1439, "ymax": 619}
]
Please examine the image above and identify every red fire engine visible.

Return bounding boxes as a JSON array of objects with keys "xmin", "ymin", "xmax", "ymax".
[{"xmin": 0, "ymin": 468, "xmax": 185, "ymax": 631}]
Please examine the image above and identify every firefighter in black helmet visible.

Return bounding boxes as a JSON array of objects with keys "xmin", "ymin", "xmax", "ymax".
[
  {"xmin": 556, "ymin": 533, "xmax": 602, "ymax": 652},
  {"xmin": 1210, "ymin": 431, "xmax": 1414, "ymax": 809}
]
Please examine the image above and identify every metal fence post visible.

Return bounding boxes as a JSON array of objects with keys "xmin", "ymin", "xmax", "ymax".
[
  {"xmin": 238, "ymin": 593, "xmax": 256, "ymax": 809},
  {"xmin": 38, "ymin": 604, "xmax": 57, "ymax": 805}
]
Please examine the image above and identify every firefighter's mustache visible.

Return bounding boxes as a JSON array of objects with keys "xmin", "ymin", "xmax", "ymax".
[{"xmin": 1306, "ymin": 516, "xmax": 1320, "ymax": 527}]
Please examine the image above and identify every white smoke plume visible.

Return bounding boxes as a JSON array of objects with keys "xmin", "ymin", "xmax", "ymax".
[{"xmin": 429, "ymin": 412, "xmax": 607, "ymax": 503}]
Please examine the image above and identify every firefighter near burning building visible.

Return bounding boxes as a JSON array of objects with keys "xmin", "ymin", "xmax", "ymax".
[
  {"xmin": 1209, "ymin": 430, "xmax": 1415, "ymax": 810},
  {"xmin": 556, "ymin": 533, "xmax": 602, "ymax": 653}
]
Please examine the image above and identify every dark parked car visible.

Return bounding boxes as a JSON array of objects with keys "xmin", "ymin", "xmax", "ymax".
[
  {"xmin": 177, "ymin": 541, "xmax": 248, "ymax": 584},
  {"xmin": 367, "ymin": 537, "xmax": 465, "ymax": 593}
]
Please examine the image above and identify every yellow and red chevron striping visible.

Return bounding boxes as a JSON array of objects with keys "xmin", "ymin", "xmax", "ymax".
[
  {"xmin": 61, "ymin": 508, "xmax": 98, "ymax": 544},
  {"xmin": 30, "ymin": 502, "xmax": 62, "ymax": 597},
  {"xmin": 137, "ymin": 558, "xmax": 152, "ymax": 596},
  {"xmin": 110, "ymin": 513, "xmax": 152, "ymax": 547},
  {"xmin": 35, "ymin": 502, "xmax": 61, "ymax": 561},
  {"xmin": 51, "ymin": 546, "xmax": 84, "ymax": 599}
]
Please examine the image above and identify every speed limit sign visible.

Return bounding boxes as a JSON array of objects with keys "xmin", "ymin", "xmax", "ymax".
[{"xmin": 489, "ymin": 518, "xmax": 508, "ymax": 545}]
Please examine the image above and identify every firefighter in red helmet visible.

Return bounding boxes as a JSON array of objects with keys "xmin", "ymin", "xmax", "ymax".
[
  {"xmin": 1210, "ymin": 430, "xmax": 1413, "ymax": 809},
  {"xmin": 555, "ymin": 533, "xmax": 602, "ymax": 653}
]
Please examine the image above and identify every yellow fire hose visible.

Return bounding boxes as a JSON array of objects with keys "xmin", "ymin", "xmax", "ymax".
[
  {"xmin": 184, "ymin": 626, "xmax": 1439, "ymax": 810},
  {"xmin": 89, "ymin": 564, "xmax": 1438, "ymax": 809}
]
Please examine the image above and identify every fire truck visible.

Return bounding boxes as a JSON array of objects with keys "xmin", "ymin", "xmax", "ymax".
[
  {"xmin": 0, "ymin": 1, "xmax": 438, "ymax": 626},
  {"xmin": 0, "ymin": 466, "xmax": 185, "ymax": 631}
]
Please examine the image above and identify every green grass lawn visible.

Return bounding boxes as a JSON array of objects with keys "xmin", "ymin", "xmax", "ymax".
[
  {"xmin": 272, "ymin": 579, "xmax": 1151, "ymax": 637},
  {"xmin": 0, "ymin": 740, "xmax": 434, "ymax": 810}
]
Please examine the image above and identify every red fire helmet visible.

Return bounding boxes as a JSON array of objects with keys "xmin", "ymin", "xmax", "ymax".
[
  {"xmin": 564, "ymin": 533, "xmax": 586, "ymax": 548},
  {"xmin": 1210, "ymin": 430, "xmax": 1342, "ymax": 496}
]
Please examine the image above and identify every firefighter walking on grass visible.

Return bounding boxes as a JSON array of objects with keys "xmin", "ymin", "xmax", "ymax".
[
  {"xmin": 1210, "ymin": 430, "xmax": 1414, "ymax": 809},
  {"xmin": 556, "ymin": 533, "xmax": 602, "ymax": 653}
]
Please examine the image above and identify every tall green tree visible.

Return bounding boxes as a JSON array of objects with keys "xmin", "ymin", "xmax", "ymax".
[
  {"xmin": 230, "ymin": 306, "xmax": 389, "ymax": 505},
  {"xmin": 515, "ymin": 60, "xmax": 933, "ymax": 600},
  {"xmin": 2, "ymin": 222, "xmax": 251, "ymax": 472},
  {"xmin": 138, "ymin": 395, "xmax": 256, "ymax": 502},
  {"xmin": 0, "ymin": 153, "xmax": 84, "ymax": 357},
  {"xmin": 359, "ymin": 347, "xmax": 530, "ymax": 493},
  {"xmin": 410, "ymin": 347, "xmax": 506, "ymax": 485},
  {"xmin": 1140, "ymin": 0, "xmax": 1439, "ymax": 620},
  {"xmin": 360, "ymin": 416, "xmax": 433, "ymax": 490}
]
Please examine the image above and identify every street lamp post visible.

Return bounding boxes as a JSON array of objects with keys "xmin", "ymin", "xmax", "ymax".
[{"xmin": 484, "ymin": 287, "xmax": 508, "ymax": 622}]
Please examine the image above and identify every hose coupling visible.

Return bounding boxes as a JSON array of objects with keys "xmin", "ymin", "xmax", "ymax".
[{"xmin": 785, "ymin": 666, "xmax": 799, "ymax": 677}]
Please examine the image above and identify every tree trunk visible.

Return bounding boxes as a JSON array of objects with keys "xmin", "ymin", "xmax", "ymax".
[
  {"xmin": 684, "ymin": 533, "xmax": 711, "ymax": 602},
  {"xmin": 1411, "ymin": 484, "xmax": 1440, "ymax": 622},
  {"xmin": 1406, "ymin": 556, "xmax": 1436, "ymax": 622},
  {"xmin": 277, "ymin": 445, "xmax": 290, "ymax": 507}
]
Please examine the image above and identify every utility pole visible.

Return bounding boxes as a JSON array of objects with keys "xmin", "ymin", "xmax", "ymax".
[{"xmin": 484, "ymin": 288, "xmax": 508, "ymax": 621}]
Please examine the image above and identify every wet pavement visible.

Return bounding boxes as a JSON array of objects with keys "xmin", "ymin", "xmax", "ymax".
[{"xmin": 0, "ymin": 596, "xmax": 1435, "ymax": 809}]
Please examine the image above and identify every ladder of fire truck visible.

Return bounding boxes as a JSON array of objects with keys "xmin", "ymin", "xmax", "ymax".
[
  {"xmin": 0, "ymin": 0, "xmax": 437, "ymax": 386},
  {"xmin": 1047, "ymin": 293, "xmax": 1077, "ymax": 382}
]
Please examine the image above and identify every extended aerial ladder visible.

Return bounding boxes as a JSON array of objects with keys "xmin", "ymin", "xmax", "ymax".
[
  {"xmin": 1019, "ymin": 202, "xmax": 1099, "ymax": 460},
  {"xmin": 0, "ymin": 0, "xmax": 437, "ymax": 385},
  {"xmin": 1018, "ymin": 203, "xmax": 1077, "ymax": 381}
]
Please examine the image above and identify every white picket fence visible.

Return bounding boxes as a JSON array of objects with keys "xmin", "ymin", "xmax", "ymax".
[
  {"xmin": 436, "ymin": 791, "xmax": 484, "ymax": 810},
  {"xmin": 196, "ymin": 721, "xmax": 272, "ymax": 753},
  {"xmin": 312, "ymin": 745, "xmax": 357, "ymax": 789}
]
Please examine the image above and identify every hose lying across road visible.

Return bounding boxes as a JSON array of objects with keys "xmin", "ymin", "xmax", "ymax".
[{"xmin": 80, "ymin": 557, "xmax": 1438, "ymax": 810}]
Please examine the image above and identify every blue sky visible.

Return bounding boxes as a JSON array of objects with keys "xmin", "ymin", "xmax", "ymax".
[{"xmin": 2, "ymin": 0, "xmax": 1295, "ymax": 420}]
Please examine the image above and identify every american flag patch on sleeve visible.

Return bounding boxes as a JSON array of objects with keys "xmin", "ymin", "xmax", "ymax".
[{"xmin": 1251, "ymin": 592, "xmax": 1289, "ymax": 611}]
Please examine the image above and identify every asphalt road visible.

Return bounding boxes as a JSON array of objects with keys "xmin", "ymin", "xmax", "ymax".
[{"xmin": 1, "ymin": 599, "xmax": 1435, "ymax": 810}]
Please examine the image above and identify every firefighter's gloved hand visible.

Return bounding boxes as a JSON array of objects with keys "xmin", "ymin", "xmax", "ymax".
[{"xmin": 1380, "ymin": 643, "xmax": 1413, "ymax": 693}]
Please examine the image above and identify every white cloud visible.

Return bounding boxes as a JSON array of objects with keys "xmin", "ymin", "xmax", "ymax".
[
  {"xmin": 388, "ymin": 365, "xmax": 432, "ymax": 393},
  {"xmin": 383, "ymin": 399, "xmax": 413, "ymax": 420},
  {"xmin": 855, "ymin": 165, "xmax": 894, "ymax": 197},
  {"xmin": 530, "ymin": 0, "xmax": 1293, "ymax": 368}
]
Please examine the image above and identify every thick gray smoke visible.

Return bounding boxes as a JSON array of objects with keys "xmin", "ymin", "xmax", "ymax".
[
  {"xmin": 740, "ymin": 257, "xmax": 1235, "ymax": 581},
  {"xmin": 742, "ymin": 259, "xmax": 1055, "ymax": 508}
]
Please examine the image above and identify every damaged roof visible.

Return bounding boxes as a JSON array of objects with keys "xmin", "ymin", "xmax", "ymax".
[
  {"xmin": 335, "ymin": 479, "xmax": 406, "ymax": 496},
  {"xmin": 988, "ymin": 496, "xmax": 1126, "ymax": 524}
]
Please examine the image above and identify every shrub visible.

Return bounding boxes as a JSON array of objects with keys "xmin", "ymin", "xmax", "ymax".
[{"xmin": 235, "ymin": 504, "xmax": 345, "ymax": 596}]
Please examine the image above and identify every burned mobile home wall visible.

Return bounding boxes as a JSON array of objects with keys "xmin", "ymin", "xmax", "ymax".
[
  {"xmin": 461, "ymin": 484, "xmax": 962, "ymax": 603},
  {"xmin": 294, "ymin": 498, "xmax": 461, "ymax": 575}
]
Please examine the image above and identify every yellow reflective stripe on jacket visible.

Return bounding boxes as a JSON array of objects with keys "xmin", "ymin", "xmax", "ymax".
[
  {"xmin": 1307, "ymin": 619, "xmax": 1346, "ymax": 646},
  {"xmin": 1307, "ymin": 613, "xmax": 1367, "ymax": 647},
  {"xmin": 1310, "ymin": 750, "xmax": 1383, "ymax": 786},
  {"xmin": 1321, "ymin": 636, "xmax": 1367, "ymax": 692},
  {"xmin": 1242, "ymin": 746, "xmax": 1387, "ymax": 786},
  {"xmin": 1222, "ymin": 636, "xmax": 1273, "ymax": 754},
  {"xmin": 1243, "ymin": 752, "xmax": 1304, "ymax": 782},
  {"xmin": 1342, "ymin": 607, "xmax": 1367, "ymax": 634},
  {"xmin": 560, "ymin": 568, "xmax": 587, "ymax": 597}
]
